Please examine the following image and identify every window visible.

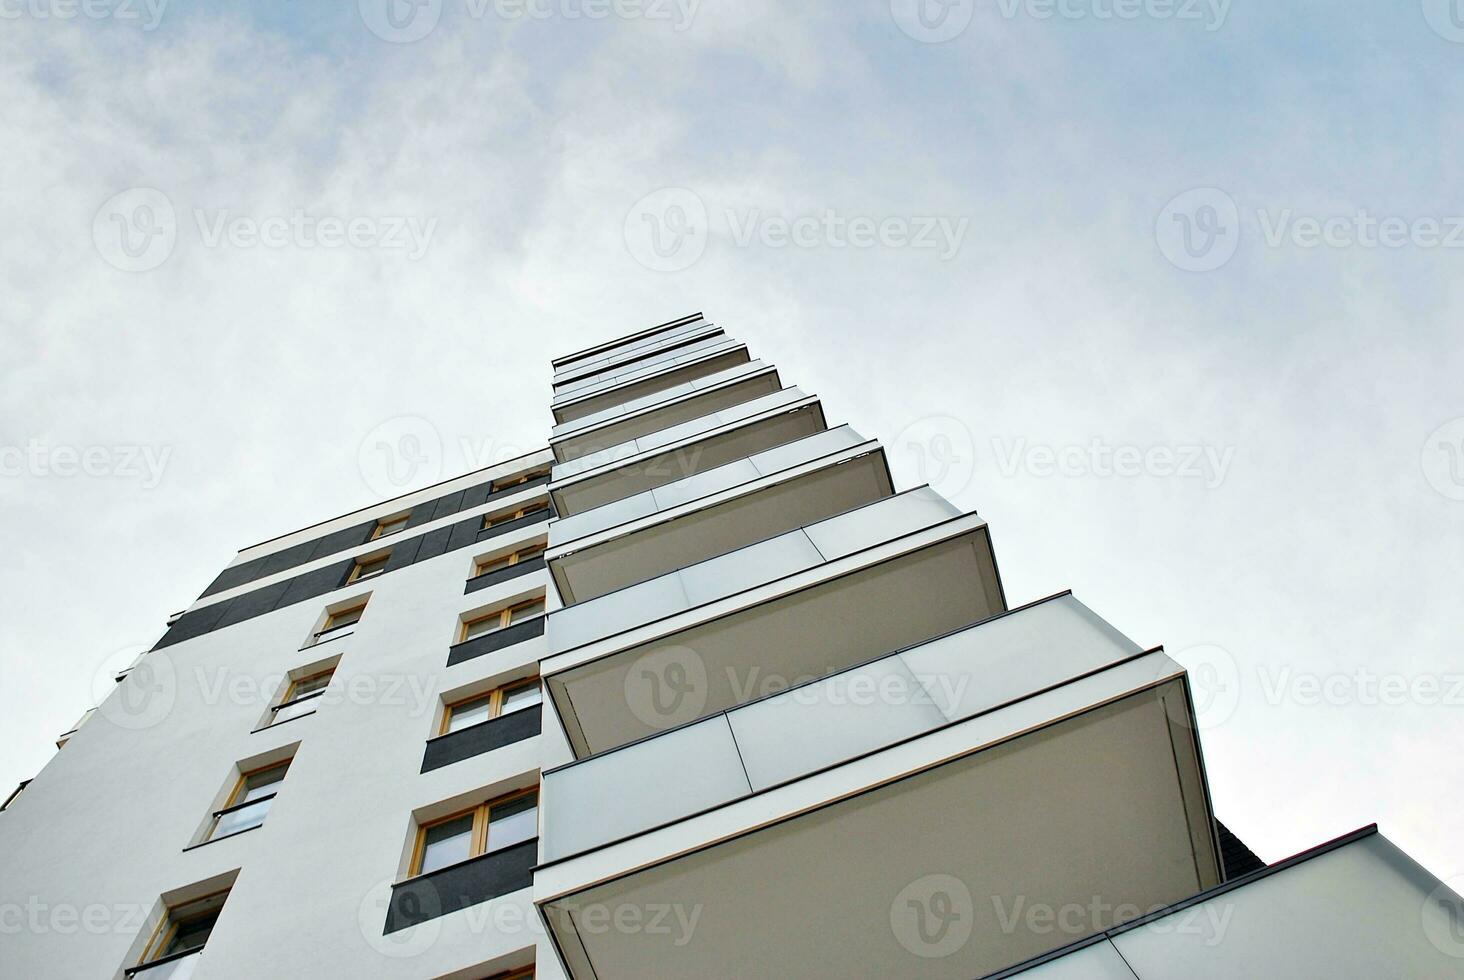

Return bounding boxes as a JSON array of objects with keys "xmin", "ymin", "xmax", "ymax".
[
  {"xmin": 460, "ymin": 598, "xmax": 546, "ymax": 642},
  {"xmin": 491, "ymin": 467, "xmax": 550, "ymax": 493},
  {"xmin": 373, "ymin": 512, "xmax": 411, "ymax": 539},
  {"xmin": 313, "ymin": 601, "xmax": 366, "ymax": 643},
  {"xmin": 348, "ymin": 551, "xmax": 390, "ymax": 584},
  {"xmin": 473, "ymin": 543, "xmax": 546, "ymax": 578},
  {"xmin": 482, "ymin": 499, "xmax": 549, "ymax": 530},
  {"xmin": 131, "ymin": 890, "xmax": 230, "ymax": 976},
  {"xmin": 411, "ymin": 790, "xmax": 538, "ymax": 877},
  {"xmin": 270, "ymin": 666, "xmax": 335, "ymax": 725},
  {"xmin": 441, "ymin": 679, "xmax": 542, "ymax": 735},
  {"xmin": 208, "ymin": 760, "xmax": 291, "ymax": 840}
]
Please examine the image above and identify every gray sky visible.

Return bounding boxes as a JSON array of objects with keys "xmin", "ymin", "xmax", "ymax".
[{"xmin": 2, "ymin": 0, "xmax": 1462, "ymax": 883}]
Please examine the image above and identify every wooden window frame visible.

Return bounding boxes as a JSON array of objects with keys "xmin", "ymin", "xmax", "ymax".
[
  {"xmin": 439, "ymin": 678, "xmax": 541, "ymax": 736},
  {"xmin": 472, "ymin": 542, "xmax": 546, "ymax": 578},
  {"xmin": 481, "ymin": 499, "xmax": 550, "ymax": 531},
  {"xmin": 408, "ymin": 788, "xmax": 538, "ymax": 878},
  {"xmin": 491, "ymin": 467, "xmax": 550, "ymax": 494},
  {"xmin": 459, "ymin": 597, "xmax": 546, "ymax": 643},
  {"xmin": 347, "ymin": 551, "xmax": 391, "ymax": 584},
  {"xmin": 207, "ymin": 760, "xmax": 290, "ymax": 840},
  {"xmin": 372, "ymin": 512, "xmax": 411, "ymax": 540},
  {"xmin": 270, "ymin": 667, "xmax": 335, "ymax": 723},
  {"xmin": 316, "ymin": 601, "xmax": 367, "ymax": 641},
  {"xmin": 136, "ymin": 888, "xmax": 231, "ymax": 966}
]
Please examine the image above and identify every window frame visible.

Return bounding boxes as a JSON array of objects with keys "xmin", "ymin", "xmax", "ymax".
[
  {"xmin": 347, "ymin": 551, "xmax": 391, "ymax": 584},
  {"xmin": 207, "ymin": 760, "xmax": 290, "ymax": 841},
  {"xmin": 314, "ymin": 601, "xmax": 367, "ymax": 642},
  {"xmin": 372, "ymin": 512, "xmax": 411, "ymax": 540},
  {"xmin": 135, "ymin": 888, "xmax": 231, "ymax": 968},
  {"xmin": 409, "ymin": 788, "xmax": 539, "ymax": 878},
  {"xmin": 269, "ymin": 666, "xmax": 335, "ymax": 725},
  {"xmin": 491, "ymin": 467, "xmax": 550, "ymax": 493},
  {"xmin": 459, "ymin": 597, "xmax": 546, "ymax": 643},
  {"xmin": 481, "ymin": 499, "xmax": 550, "ymax": 531},
  {"xmin": 440, "ymin": 677, "xmax": 542, "ymax": 736},
  {"xmin": 472, "ymin": 542, "xmax": 547, "ymax": 578}
]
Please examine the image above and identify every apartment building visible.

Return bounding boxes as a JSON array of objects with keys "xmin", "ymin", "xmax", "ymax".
[{"xmin": 2, "ymin": 312, "xmax": 1460, "ymax": 978}]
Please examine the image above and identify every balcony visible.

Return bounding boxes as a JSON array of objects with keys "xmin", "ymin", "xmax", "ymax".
[
  {"xmin": 548, "ymin": 426, "xmax": 893, "ymax": 604},
  {"xmin": 548, "ymin": 388, "xmax": 827, "ymax": 517},
  {"xmin": 535, "ymin": 594, "xmax": 1223, "ymax": 980},
  {"xmin": 541, "ymin": 488, "xmax": 1005, "ymax": 757},
  {"xmin": 552, "ymin": 321, "xmax": 724, "ymax": 391},
  {"xmin": 552, "ymin": 313, "xmax": 707, "ymax": 379},
  {"xmin": 987, "ymin": 827, "xmax": 1462, "ymax": 979},
  {"xmin": 551, "ymin": 339, "xmax": 751, "ymax": 425},
  {"xmin": 549, "ymin": 360, "xmax": 782, "ymax": 463}
]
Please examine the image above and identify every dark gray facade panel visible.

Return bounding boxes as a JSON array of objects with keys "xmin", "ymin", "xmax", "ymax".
[
  {"xmin": 445, "ymin": 617, "xmax": 545, "ymax": 667},
  {"xmin": 420, "ymin": 708, "xmax": 541, "ymax": 773},
  {"xmin": 383, "ymin": 839, "xmax": 536, "ymax": 933}
]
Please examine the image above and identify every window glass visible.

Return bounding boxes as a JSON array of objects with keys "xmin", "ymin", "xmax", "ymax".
[
  {"xmin": 322, "ymin": 605, "xmax": 365, "ymax": 634},
  {"xmin": 500, "ymin": 682, "xmax": 543, "ymax": 715},
  {"xmin": 238, "ymin": 765, "xmax": 287, "ymax": 802},
  {"xmin": 475, "ymin": 554, "xmax": 513, "ymax": 576},
  {"xmin": 163, "ymin": 910, "xmax": 219, "ymax": 956},
  {"xmin": 213, "ymin": 797, "xmax": 272, "ymax": 837},
  {"xmin": 508, "ymin": 600, "xmax": 545, "ymax": 624},
  {"xmin": 375, "ymin": 514, "xmax": 409, "ymax": 538},
  {"xmin": 290, "ymin": 672, "xmax": 332, "ymax": 699},
  {"xmin": 445, "ymin": 694, "xmax": 493, "ymax": 733},
  {"xmin": 462, "ymin": 615, "xmax": 503, "ymax": 641},
  {"xmin": 487, "ymin": 794, "xmax": 538, "ymax": 852},
  {"xmin": 420, "ymin": 814, "xmax": 475, "ymax": 874}
]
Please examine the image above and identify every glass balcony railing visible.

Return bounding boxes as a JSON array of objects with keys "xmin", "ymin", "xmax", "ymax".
[{"xmin": 125, "ymin": 949, "xmax": 202, "ymax": 979}]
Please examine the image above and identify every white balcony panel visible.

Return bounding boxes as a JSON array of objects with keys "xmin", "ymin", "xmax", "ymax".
[
  {"xmin": 550, "ymin": 361, "xmax": 781, "ymax": 463},
  {"xmin": 547, "ymin": 429, "xmax": 892, "ymax": 604},
  {"xmin": 552, "ymin": 322, "xmax": 724, "ymax": 390},
  {"xmin": 542, "ymin": 500, "xmax": 1004, "ymax": 758},
  {"xmin": 552, "ymin": 332, "xmax": 734, "ymax": 399},
  {"xmin": 1000, "ymin": 831, "xmax": 1463, "ymax": 980},
  {"xmin": 548, "ymin": 390, "xmax": 827, "ymax": 516},
  {"xmin": 551, "ymin": 341, "xmax": 751, "ymax": 425},
  {"xmin": 553, "ymin": 314, "xmax": 706, "ymax": 374},
  {"xmin": 536, "ymin": 649, "xmax": 1221, "ymax": 980}
]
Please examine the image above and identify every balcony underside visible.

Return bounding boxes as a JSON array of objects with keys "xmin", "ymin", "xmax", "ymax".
[
  {"xmin": 537, "ymin": 656, "xmax": 1221, "ymax": 980},
  {"xmin": 551, "ymin": 345, "xmax": 752, "ymax": 425},
  {"xmin": 548, "ymin": 430, "xmax": 892, "ymax": 604},
  {"xmin": 549, "ymin": 392, "xmax": 826, "ymax": 517},
  {"xmin": 544, "ymin": 494, "xmax": 1005, "ymax": 758},
  {"xmin": 550, "ymin": 362, "xmax": 782, "ymax": 464}
]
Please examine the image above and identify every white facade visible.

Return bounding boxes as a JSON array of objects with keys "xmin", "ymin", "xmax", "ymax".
[{"xmin": 3, "ymin": 312, "xmax": 1459, "ymax": 979}]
